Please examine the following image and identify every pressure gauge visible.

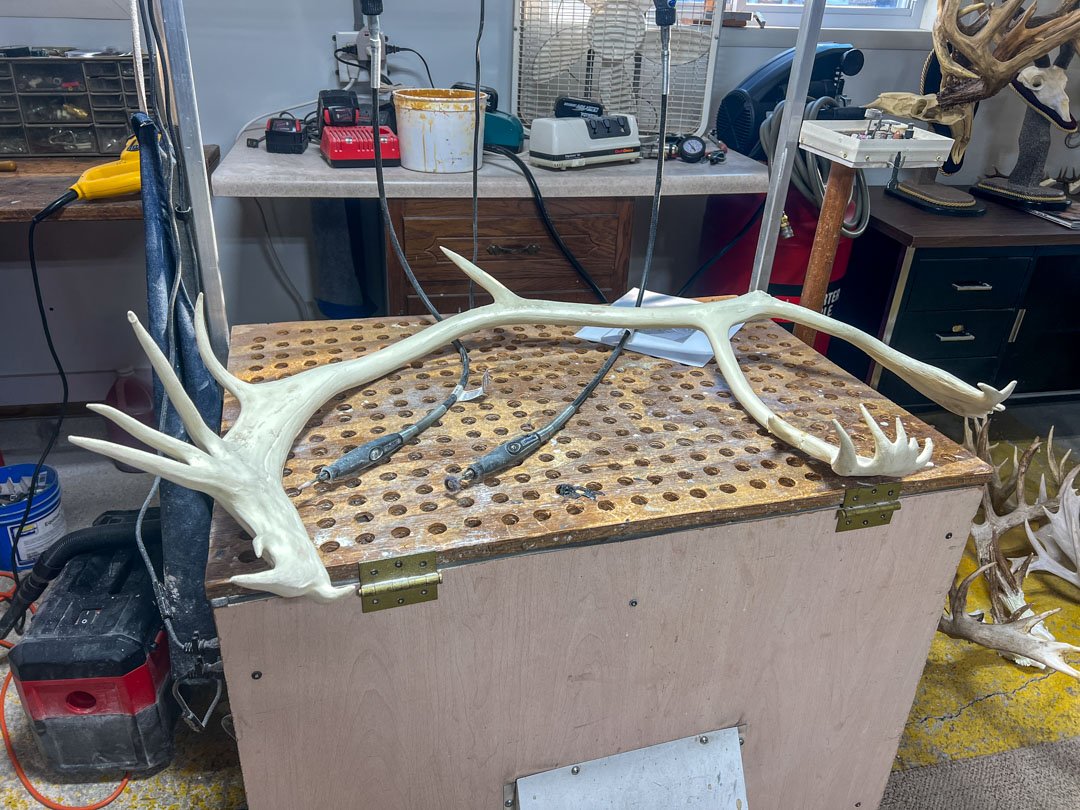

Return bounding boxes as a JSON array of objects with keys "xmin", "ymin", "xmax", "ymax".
[{"xmin": 677, "ymin": 135, "xmax": 706, "ymax": 163}]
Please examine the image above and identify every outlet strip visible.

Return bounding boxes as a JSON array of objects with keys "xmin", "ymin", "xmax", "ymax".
[{"xmin": 332, "ymin": 28, "xmax": 387, "ymax": 85}]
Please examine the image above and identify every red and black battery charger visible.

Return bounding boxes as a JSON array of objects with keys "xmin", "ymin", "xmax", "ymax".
[
  {"xmin": 7, "ymin": 511, "xmax": 176, "ymax": 774},
  {"xmin": 320, "ymin": 125, "xmax": 400, "ymax": 168}
]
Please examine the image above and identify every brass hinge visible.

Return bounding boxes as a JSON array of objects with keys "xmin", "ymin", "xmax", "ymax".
[
  {"xmin": 836, "ymin": 483, "xmax": 902, "ymax": 532},
  {"xmin": 358, "ymin": 551, "xmax": 441, "ymax": 612}
]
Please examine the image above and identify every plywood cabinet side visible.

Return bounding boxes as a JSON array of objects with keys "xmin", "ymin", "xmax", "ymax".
[{"xmin": 215, "ymin": 486, "xmax": 980, "ymax": 810}]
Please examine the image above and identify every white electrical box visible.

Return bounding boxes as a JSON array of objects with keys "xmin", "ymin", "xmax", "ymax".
[{"xmin": 798, "ymin": 119, "xmax": 954, "ymax": 169}]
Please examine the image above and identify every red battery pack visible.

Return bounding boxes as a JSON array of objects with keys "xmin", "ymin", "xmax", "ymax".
[{"xmin": 320, "ymin": 126, "xmax": 400, "ymax": 168}]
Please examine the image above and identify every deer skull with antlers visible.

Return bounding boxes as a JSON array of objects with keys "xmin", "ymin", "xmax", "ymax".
[
  {"xmin": 70, "ymin": 250, "xmax": 1015, "ymax": 602},
  {"xmin": 869, "ymin": 0, "xmax": 1080, "ymax": 162}
]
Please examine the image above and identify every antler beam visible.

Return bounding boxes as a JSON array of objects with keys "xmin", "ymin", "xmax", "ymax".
[{"xmin": 70, "ymin": 249, "xmax": 1014, "ymax": 601}]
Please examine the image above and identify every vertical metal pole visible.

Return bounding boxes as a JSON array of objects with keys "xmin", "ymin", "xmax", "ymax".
[
  {"xmin": 155, "ymin": 0, "xmax": 230, "ymax": 361},
  {"xmin": 747, "ymin": 0, "xmax": 828, "ymax": 292}
]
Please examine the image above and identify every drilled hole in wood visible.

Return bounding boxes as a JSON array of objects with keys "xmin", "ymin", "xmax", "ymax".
[{"xmin": 320, "ymin": 541, "xmax": 340, "ymax": 553}]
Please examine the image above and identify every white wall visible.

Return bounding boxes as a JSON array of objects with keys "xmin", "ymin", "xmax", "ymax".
[{"xmin": 3, "ymin": 8, "xmax": 1075, "ymax": 404}]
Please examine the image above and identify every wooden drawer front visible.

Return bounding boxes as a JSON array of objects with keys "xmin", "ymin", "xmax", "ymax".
[
  {"xmin": 906, "ymin": 256, "xmax": 1030, "ymax": 312},
  {"xmin": 878, "ymin": 356, "xmax": 999, "ymax": 408},
  {"xmin": 387, "ymin": 198, "xmax": 632, "ymax": 315},
  {"xmin": 405, "ymin": 288, "xmax": 603, "ymax": 316},
  {"xmin": 891, "ymin": 309, "xmax": 1015, "ymax": 360},
  {"xmin": 401, "ymin": 215, "xmax": 620, "ymax": 287}
]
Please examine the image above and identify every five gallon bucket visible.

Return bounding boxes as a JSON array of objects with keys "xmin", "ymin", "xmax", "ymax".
[
  {"xmin": 1, "ymin": 464, "xmax": 66, "ymax": 572},
  {"xmin": 392, "ymin": 88, "xmax": 486, "ymax": 173}
]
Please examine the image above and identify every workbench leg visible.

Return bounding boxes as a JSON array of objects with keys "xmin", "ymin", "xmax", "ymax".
[{"xmin": 794, "ymin": 161, "xmax": 856, "ymax": 346}]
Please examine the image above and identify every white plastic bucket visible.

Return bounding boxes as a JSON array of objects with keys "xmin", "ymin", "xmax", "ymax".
[{"xmin": 392, "ymin": 88, "xmax": 486, "ymax": 173}]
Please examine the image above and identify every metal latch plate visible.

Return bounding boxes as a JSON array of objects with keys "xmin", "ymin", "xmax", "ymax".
[
  {"xmin": 836, "ymin": 483, "xmax": 902, "ymax": 532},
  {"xmin": 357, "ymin": 551, "xmax": 441, "ymax": 612},
  {"xmin": 512, "ymin": 726, "xmax": 748, "ymax": 809}
]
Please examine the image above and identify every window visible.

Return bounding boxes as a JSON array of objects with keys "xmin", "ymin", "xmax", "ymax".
[{"xmin": 733, "ymin": 0, "xmax": 929, "ymax": 30}]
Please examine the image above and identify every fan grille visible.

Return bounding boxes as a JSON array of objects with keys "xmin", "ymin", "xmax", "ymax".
[{"xmin": 514, "ymin": 0, "xmax": 719, "ymax": 137}]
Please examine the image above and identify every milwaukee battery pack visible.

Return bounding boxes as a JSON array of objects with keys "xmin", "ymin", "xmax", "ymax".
[
  {"xmin": 8, "ymin": 541, "xmax": 176, "ymax": 774},
  {"xmin": 320, "ymin": 125, "xmax": 400, "ymax": 168}
]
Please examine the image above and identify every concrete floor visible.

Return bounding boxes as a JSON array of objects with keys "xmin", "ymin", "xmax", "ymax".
[{"xmin": 1, "ymin": 404, "xmax": 1078, "ymax": 809}]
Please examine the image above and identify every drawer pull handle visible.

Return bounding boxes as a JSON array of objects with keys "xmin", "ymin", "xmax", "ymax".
[
  {"xmin": 951, "ymin": 282, "xmax": 993, "ymax": 292},
  {"xmin": 936, "ymin": 330, "xmax": 976, "ymax": 343},
  {"xmin": 487, "ymin": 243, "xmax": 540, "ymax": 256}
]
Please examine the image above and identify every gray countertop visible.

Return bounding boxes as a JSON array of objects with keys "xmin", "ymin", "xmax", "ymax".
[{"xmin": 211, "ymin": 142, "xmax": 770, "ymax": 199}]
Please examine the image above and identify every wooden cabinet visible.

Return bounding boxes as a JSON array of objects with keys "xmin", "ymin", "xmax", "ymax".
[
  {"xmin": 832, "ymin": 189, "xmax": 1080, "ymax": 408},
  {"xmin": 385, "ymin": 197, "xmax": 632, "ymax": 315}
]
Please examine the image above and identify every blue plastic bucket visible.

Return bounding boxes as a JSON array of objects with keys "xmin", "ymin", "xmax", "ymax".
[{"xmin": 0, "ymin": 464, "xmax": 67, "ymax": 572}]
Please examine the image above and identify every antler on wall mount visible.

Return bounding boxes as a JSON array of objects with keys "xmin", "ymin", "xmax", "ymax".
[{"xmin": 70, "ymin": 249, "xmax": 1014, "ymax": 602}]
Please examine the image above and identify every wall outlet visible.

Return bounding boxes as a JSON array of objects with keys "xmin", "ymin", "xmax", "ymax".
[
  {"xmin": 333, "ymin": 31, "xmax": 360, "ymax": 84},
  {"xmin": 332, "ymin": 28, "xmax": 387, "ymax": 85}
]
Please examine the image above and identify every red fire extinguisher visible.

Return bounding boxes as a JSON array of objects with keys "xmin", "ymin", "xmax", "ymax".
[{"xmin": 693, "ymin": 190, "xmax": 854, "ymax": 355}]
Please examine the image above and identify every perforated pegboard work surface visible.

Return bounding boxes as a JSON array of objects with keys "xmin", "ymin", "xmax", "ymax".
[{"xmin": 204, "ymin": 318, "xmax": 989, "ymax": 599}]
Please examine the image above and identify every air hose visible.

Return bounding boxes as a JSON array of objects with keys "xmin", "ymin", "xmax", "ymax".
[{"xmin": 758, "ymin": 97, "xmax": 870, "ymax": 238}]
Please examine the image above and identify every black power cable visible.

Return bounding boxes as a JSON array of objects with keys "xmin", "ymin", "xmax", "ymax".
[
  {"xmin": 676, "ymin": 200, "xmax": 766, "ymax": 298},
  {"xmin": 446, "ymin": 5, "xmax": 676, "ymax": 491},
  {"xmin": 301, "ymin": 4, "xmax": 475, "ymax": 491},
  {"xmin": 9, "ymin": 192, "xmax": 78, "ymax": 596},
  {"xmin": 484, "ymin": 144, "xmax": 608, "ymax": 304},
  {"xmin": 469, "ymin": 0, "xmax": 486, "ymax": 309},
  {"xmin": 387, "ymin": 46, "xmax": 435, "ymax": 88}
]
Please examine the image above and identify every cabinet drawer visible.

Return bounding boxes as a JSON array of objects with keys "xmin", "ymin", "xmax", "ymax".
[
  {"xmin": 401, "ymin": 215, "xmax": 620, "ymax": 286},
  {"xmin": 878, "ymin": 356, "xmax": 999, "ymax": 409},
  {"xmin": 905, "ymin": 256, "xmax": 1030, "ymax": 312},
  {"xmin": 406, "ymin": 288, "xmax": 606, "ymax": 316},
  {"xmin": 891, "ymin": 309, "xmax": 1015, "ymax": 360},
  {"xmin": 387, "ymin": 198, "xmax": 632, "ymax": 316}
]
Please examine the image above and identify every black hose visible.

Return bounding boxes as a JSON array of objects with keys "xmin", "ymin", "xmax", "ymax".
[
  {"xmin": 676, "ymin": 200, "xmax": 767, "ymax": 298},
  {"xmin": 0, "ymin": 519, "xmax": 161, "ymax": 640},
  {"xmin": 484, "ymin": 145, "xmax": 608, "ymax": 304}
]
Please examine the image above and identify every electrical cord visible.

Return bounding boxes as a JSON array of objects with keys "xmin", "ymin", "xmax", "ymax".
[
  {"xmin": 469, "ymin": 0, "xmax": 486, "ymax": 309},
  {"xmin": 304, "ymin": 12, "xmax": 473, "ymax": 492},
  {"xmin": 1, "ymin": 671, "xmax": 130, "ymax": 810},
  {"xmin": 676, "ymin": 199, "xmax": 767, "ymax": 297},
  {"xmin": 483, "ymin": 144, "xmax": 607, "ymax": 303},
  {"xmin": 445, "ymin": 12, "xmax": 674, "ymax": 492},
  {"xmin": 758, "ymin": 97, "xmax": 870, "ymax": 238},
  {"xmin": 8, "ymin": 197, "xmax": 77, "ymax": 597},
  {"xmin": 253, "ymin": 199, "xmax": 316, "ymax": 319},
  {"xmin": 386, "ymin": 45, "xmax": 435, "ymax": 88}
]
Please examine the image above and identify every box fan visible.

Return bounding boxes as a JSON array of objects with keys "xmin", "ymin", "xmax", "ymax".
[{"xmin": 511, "ymin": 0, "xmax": 721, "ymax": 137}]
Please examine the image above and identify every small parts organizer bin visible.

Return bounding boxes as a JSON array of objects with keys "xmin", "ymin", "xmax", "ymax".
[{"xmin": 0, "ymin": 56, "xmax": 150, "ymax": 157}]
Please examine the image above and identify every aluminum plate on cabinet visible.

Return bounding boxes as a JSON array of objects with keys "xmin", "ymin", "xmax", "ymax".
[{"xmin": 513, "ymin": 726, "xmax": 748, "ymax": 809}]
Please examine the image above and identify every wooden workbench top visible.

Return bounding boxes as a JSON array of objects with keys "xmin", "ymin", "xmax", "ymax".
[
  {"xmin": 204, "ymin": 316, "xmax": 989, "ymax": 601},
  {"xmin": 868, "ymin": 186, "xmax": 1080, "ymax": 249},
  {"xmin": 0, "ymin": 145, "xmax": 220, "ymax": 222},
  {"xmin": 210, "ymin": 141, "xmax": 769, "ymax": 199}
]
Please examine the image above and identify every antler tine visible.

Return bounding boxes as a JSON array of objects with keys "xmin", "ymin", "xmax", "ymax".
[
  {"xmin": 194, "ymin": 293, "xmax": 249, "ymax": 401},
  {"xmin": 86, "ymin": 403, "xmax": 204, "ymax": 464},
  {"xmin": 940, "ymin": 562, "xmax": 1080, "ymax": 679},
  {"xmin": 126, "ymin": 311, "xmax": 222, "ymax": 454},
  {"xmin": 68, "ymin": 435, "xmax": 208, "ymax": 491}
]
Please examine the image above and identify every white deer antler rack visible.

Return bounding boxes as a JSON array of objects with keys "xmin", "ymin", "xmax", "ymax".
[{"xmin": 70, "ymin": 249, "xmax": 1015, "ymax": 602}]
